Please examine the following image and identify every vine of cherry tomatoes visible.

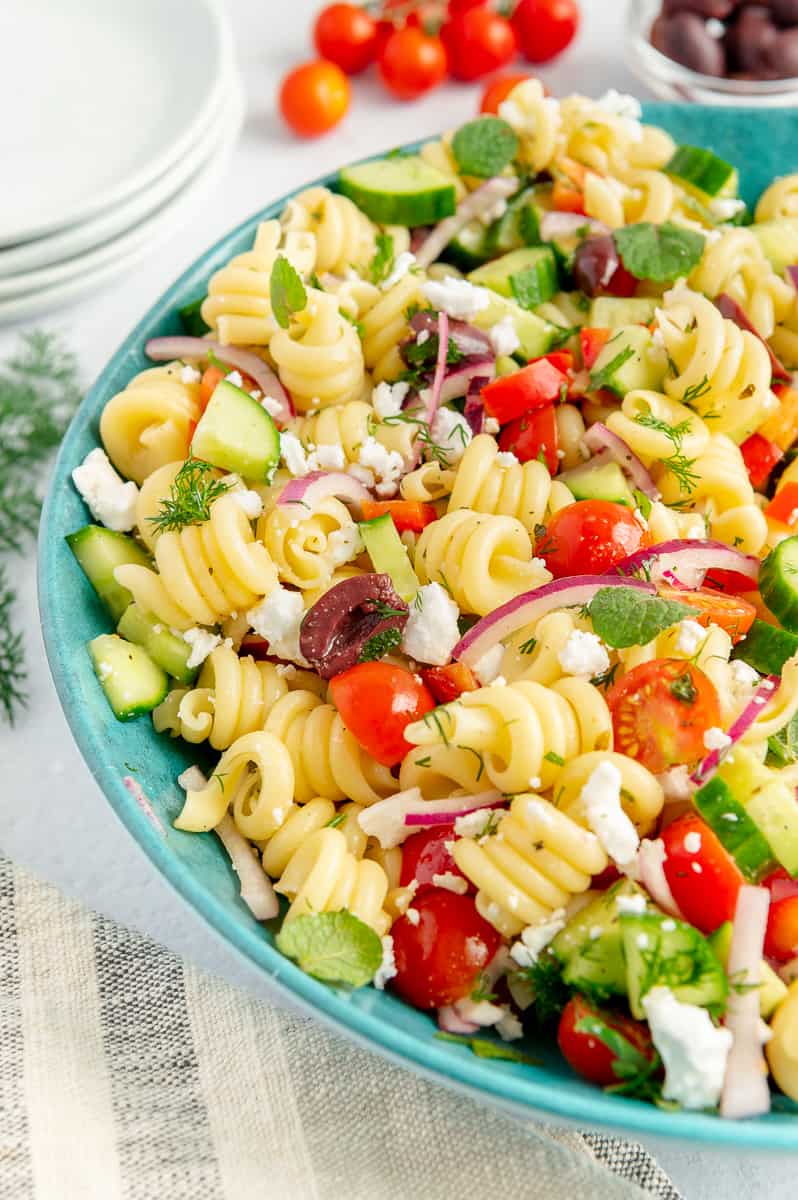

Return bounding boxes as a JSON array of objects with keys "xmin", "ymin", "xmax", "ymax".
[{"xmin": 279, "ymin": 0, "xmax": 579, "ymax": 137}]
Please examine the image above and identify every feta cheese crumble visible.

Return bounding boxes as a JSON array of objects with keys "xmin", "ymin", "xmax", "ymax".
[
  {"xmin": 430, "ymin": 406, "xmax": 472, "ymax": 465},
  {"xmin": 489, "ymin": 315, "xmax": 521, "ymax": 358},
  {"xmin": 495, "ymin": 450, "xmax": 519, "ymax": 467},
  {"xmin": 72, "ymin": 448, "xmax": 139, "ymax": 532},
  {"xmin": 261, "ymin": 395, "xmax": 285, "ymax": 419},
  {"xmin": 401, "ymin": 582, "xmax": 460, "ymax": 666},
  {"xmin": 643, "ymin": 987, "xmax": 732, "ymax": 1110},
  {"xmin": 231, "ymin": 490, "xmax": 264, "ymax": 520},
  {"xmin": 180, "ymin": 363, "xmax": 201, "ymax": 384},
  {"xmin": 182, "ymin": 628, "xmax": 227, "ymax": 670},
  {"xmin": 311, "ymin": 443, "xmax": 346, "ymax": 472},
  {"xmin": 616, "ymin": 892, "xmax": 648, "ymax": 915},
  {"xmin": 709, "ymin": 197, "xmax": 747, "ymax": 222},
  {"xmin": 472, "ymin": 644, "xmax": 505, "ymax": 685},
  {"xmin": 581, "ymin": 761, "xmax": 640, "ymax": 866},
  {"xmin": 432, "ymin": 872, "xmax": 468, "ymax": 895},
  {"xmin": 496, "ymin": 1008, "xmax": 524, "ymax": 1042},
  {"xmin": 373, "ymin": 935, "xmax": 397, "ymax": 990},
  {"xmin": 381, "ymin": 251, "xmax": 416, "ymax": 291},
  {"xmin": 454, "ymin": 809, "xmax": 496, "ymax": 838},
  {"xmin": 357, "ymin": 437, "xmax": 404, "ymax": 497},
  {"xmin": 684, "ymin": 830, "xmax": 702, "ymax": 854},
  {"xmin": 327, "ymin": 525, "xmax": 363, "ymax": 567},
  {"xmin": 703, "ymin": 727, "xmax": 731, "ymax": 752},
  {"xmin": 510, "ymin": 909, "xmax": 567, "ymax": 968},
  {"xmin": 422, "ymin": 276, "xmax": 491, "ymax": 321},
  {"xmin": 596, "ymin": 89, "xmax": 642, "ymax": 122},
  {"xmin": 246, "ymin": 585, "xmax": 308, "ymax": 664},
  {"xmin": 558, "ymin": 630, "xmax": 610, "ymax": 678},
  {"xmin": 484, "ymin": 417, "xmax": 500, "ymax": 434},
  {"xmin": 224, "ymin": 370, "xmax": 244, "ymax": 388},
  {"xmin": 675, "ymin": 619, "xmax": 706, "ymax": 657},
  {"xmin": 372, "ymin": 380, "xmax": 410, "ymax": 420},
  {"xmin": 280, "ymin": 431, "xmax": 309, "ymax": 477}
]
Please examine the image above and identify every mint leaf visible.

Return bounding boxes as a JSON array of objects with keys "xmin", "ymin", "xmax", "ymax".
[
  {"xmin": 767, "ymin": 710, "xmax": 798, "ymax": 766},
  {"xmin": 359, "ymin": 626, "xmax": 402, "ymax": 663},
  {"xmin": 613, "ymin": 222, "xmax": 705, "ymax": 284},
  {"xmin": 435, "ymin": 1032, "xmax": 541, "ymax": 1065},
  {"xmin": 589, "ymin": 586, "xmax": 695, "ymax": 649},
  {"xmin": 275, "ymin": 911, "xmax": 382, "ymax": 987},
  {"xmin": 632, "ymin": 489, "xmax": 652, "ymax": 520},
  {"xmin": 451, "ymin": 116, "xmax": 519, "ymax": 179},
  {"xmin": 369, "ymin": 232, "xmax": 395, "ymax": 284},
  {"xmin": 588, "ymin": 346, "xmax": 635, "ymax": 392},
  {"xmin": 270, "ymin": 255, "xmax": 307, "ymax": 329}
]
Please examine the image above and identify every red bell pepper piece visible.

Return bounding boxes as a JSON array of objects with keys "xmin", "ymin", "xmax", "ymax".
[
  {"xmin": 766, "ymin": 482, "xmax": 798, "ymax": 528},
  {"xmin": 482, "ymin": 358, "xmax": 569, "ymax": 425},
  {"xmin": 579, "ymin": 327, "xmax": 611, "ymax": 370},
  {"xmin": 498, "ymin": 404, "xmax": 559, "ymax": 474},
  {"xmin": 740, "ymin": 432, "xmax": 783, "ymax": 490},
  {"xmin": 360, "ymin": 500, "xmax": 438, "ymax": 533}
]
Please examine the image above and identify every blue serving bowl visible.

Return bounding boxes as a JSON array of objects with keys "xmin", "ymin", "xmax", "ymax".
[{"xmin": 40, "ymin": 104, "xmax": 798, "ymax": 1146}]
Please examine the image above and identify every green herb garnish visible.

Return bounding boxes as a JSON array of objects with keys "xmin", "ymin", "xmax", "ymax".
[
  {"xmin": 767, "ymin": 710, "xmax": 798, "ymax": 766},
  {"xmin": 275, "ymin": 911, "xmax": 383, "ymax": 987},
  {"xmin": 544, "ymin": 751, "xmax": 565, "ymax": 767},
  {"xmin": 670, "ymin": 670, "xmax": 698, "ymax": 705},
  {"xmin": 588, "ymin": 586, "xmax": 695, "ymax": 649},
  {"xmin": 359, "ymin": 626, "xmax": 403, "ymax": 663},
  {"xmin": 451, "ymin": 116, "xmax": 519, "ymax": 179},
  {"xmin": 435, "ymin": 1031, "xmax": 541, "ymax": 1065},
  {"xmin": 588, "ymin": 346, "xmax": 635, "ymax": 392},
  {"xmin": 613, "ymin": 222, "xmax": 705, "ymax": 283},
  {"xmin": 574, "ymin": 1014, "xmax": 661, "ymax": 1101},
  {"xmin": 369, "ymin": 233, "xmax": 395, "ymax": 284},
  {"xmin": 401, "ymin": 334, "xmax": 464, "ymax": 390},
  {"xmin": 513, "ymin": 952, "xmax": 570, "ymax": 1024},
  {"xmin": 149, "ymin": 457, "xmax": 230, "ymax": 534},
  {"xmin": 632, "ymin": 405, "xmax": 699, "ymax": 494},
  {"xmin": 270, "ymin": 255, "xmax": 308, "ymax": 329}
]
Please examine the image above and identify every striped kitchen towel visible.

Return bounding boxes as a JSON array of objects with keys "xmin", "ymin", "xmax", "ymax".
[{"xmin": 0, "ymin": 858, "xmax": 681, "ymax": 1200}]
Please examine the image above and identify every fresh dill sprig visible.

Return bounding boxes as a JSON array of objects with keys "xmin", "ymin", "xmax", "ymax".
[
  {"xmin": 0, "ymin": 568, "xmax": 27, "ymax": 723},
  {"xmin": 632, "ymin": 405, "xmax": 699, "ymax": 494},
  {"xmin": 381, "ymin": 409, "xmax": 454, "ymax": 468},
  {"xmin": 149, "ymin": 458, "xmax": 230, "ymax": 534}
]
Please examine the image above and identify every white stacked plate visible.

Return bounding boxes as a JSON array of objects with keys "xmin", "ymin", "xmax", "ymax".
[{"xmin": 0, "ymin": 0, "xmax": 243, "ymax": 322}]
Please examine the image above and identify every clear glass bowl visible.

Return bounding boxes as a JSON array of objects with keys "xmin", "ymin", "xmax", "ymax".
[{"xmin": 627, "ymin": 0, "xmax": 798, "ymax": 107}]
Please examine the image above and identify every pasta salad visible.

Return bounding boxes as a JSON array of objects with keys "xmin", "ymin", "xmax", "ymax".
[{"xmin": 68, "ymin": 82, "xmax": 798, "ymax": 1117}]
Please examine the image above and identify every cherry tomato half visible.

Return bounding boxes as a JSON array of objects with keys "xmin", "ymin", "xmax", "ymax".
[
  {"xmin": 378, "ymin": 28, "xmax": 448, "ymax": 100},
  {"xmin": 279, "ymin": 60, "xmax": 350, "ymax": 138},
  {"xmin": 390, "ymin": 890, "xmax": 500, "ymax": 1009},
  {"xmin": 511, "ymin": 0, "xmax": 580, "ymax": 64},
  {"xmin": 536, "ymin": 500, "xmax": 650, "ymax": 579},
  {"xmin": 421, "ymin": 662, "xmax": 479, "ymax": 704},
  {"xmin": 480, "ymin": 72, "xmax": 536, "ymax": 115},
  {"xmin": 558, "ymin": 995, "xmax": 656, "ymax": 1087},
  {"xmin": 607, "ymin": 658, "xmax": 721, "ymax": 774},
  {"xmin": 329, "ymin": 661, "xmax": 435, "ymax": 766},
  {"xmin": 498, "ymin": 405, "xmax": 559, "ymax": 474},
  {"xmin": 313, "ymin": 4, "xmax": 378, "ymax": 75},
  {"xmin": 766, "ymin": 897, "xmax": 798, "ymax": 962},
  {"xmin": 661, "ymin": 814, "xmax": 745, "ymax": 934},
  {"xmin": 399, "ymin": 827, "xmax": 468, "ymax": 892},
  {"xmin": 443, "ymin": 9, "xmax": 517, "ymax": 82},
  {"xmin": 656, "ymin": 585, "xmax": 756, "ymax": 645}
]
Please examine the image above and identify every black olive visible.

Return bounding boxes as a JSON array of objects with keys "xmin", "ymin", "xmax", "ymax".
[{"xmin": 299, "ymin": 573, "xmax": 408, "ymax": 679}]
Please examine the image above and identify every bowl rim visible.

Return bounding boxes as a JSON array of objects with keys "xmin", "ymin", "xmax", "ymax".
[
  {"xmin": 38, "ymin": 128, "xmax": 798, "ymax": 1148},
  {"xmin": 627, "ymin": 0, "xmax": 798, "ymax": 95}
]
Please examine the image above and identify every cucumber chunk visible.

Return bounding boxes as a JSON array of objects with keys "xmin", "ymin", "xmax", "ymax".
[
  {"xmin": 66, "ymin": 525, "xmax": 151, "ymax": 622},
  {"xmin": 759, "ymin": 536, "xmax": 798, "ymax": 631},
  {"xmin": 589, "ymin": 326, "xmax": 667, "ymax": 397},
  {"xmin": 338, "ymin": 158, "xmax": 456, "ymax": 226},
  {"xmin": 469, "ymin": 247, "xmax": 559, "ymax": 310},
  {"xmin": 117, "ymin": 603, "xmax": 198, "ymax": 685},
  {"xmin": 550, "ymin": 878, "xmax": 647, "ymax": 1000},
  {"xmin": 442, "ymin": 220, "xmax": 494, "ymax": 272},
  {"xmin": 88, "ymin": 634, "xmax": 168, "ymax": 721},
  {"xmin": 562, "ymin": 461, "xmax": 635, "ymax": 508},
  {"xmin": 191, "ymin": 379, "xmax": 280, "ymax": 482},
  {"xmin": 621, "ymin": 911, "xmax": 728, "ymax": 1019},
  {"xmin": 359, "ymin": 513, "xmax": 419, "ymax": 602},
  {"xmin": 588, "ymin": 296, "xmax": 658, "ymax": 329},
  {"xmin": 745, "ymin": 780, "xmax": 798, "ymax": 877},
  {"xmin": 487, "ymin": 185, "xmax": 545, "ymax": 256},
  {"xmin": 666, "ymin": 145, "xmax": 738, "ymax": 200},
  {"xmin": 693, "ymin": 775, "xmax": 775, "ymax": 881},
  {"xmin": 472, "ymin": 293, "xmax": 557, "ymax": 361},
  {"xmin": 752, "ymin": 218, "xmax": 798, "ymax": 274},
  {"xmin": 709, "ymin": 922, "xmax": 787, "ymax": 1019},
  {"xmin": 732, "ymin": 618, "xmax": 798, "ymax": 675}
]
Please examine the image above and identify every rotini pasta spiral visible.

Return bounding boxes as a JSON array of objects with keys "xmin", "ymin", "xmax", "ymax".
[
  {"xmin": 201, "ymin": 220, "xmax": 316, "ymax": 346},
  {"xmin": 174, "ymin": 730, "xmax": 295, "ymax": 836},
  {"xmin": 755, "ymin": 174, "xmax": 798, "ymax": 222},
  {"xmin": 658, "ymin": 288, "xmax": 774, "ymax": 440},
  {"xmin": 114, "ymin": 492, "xmax": 278, "ymax": 629},
  {"xmin": 398, "ymin": 743, "xmax": 488, "ymax": 800},
  {"xmin": 360, "ymin": 273, "xmax": 425, "ymax": 383},
  {"xmin": 293, "ymin": 399, "xmax": 416, "ymax": 466},
  {"xmin": 269, "ymin": 288, "xmax": 366, "ymax": 412},
  {"xmin": 99, "ymin": 365, "xmax": 201, "ymax": 485},
  {"xmin": 261, "ymin": 797, "xmax": 365, "ymax": 874},
  {"xmin": 405, "ymin": 678, "xmax": 613, "ymax": 796},
  {"xmin": 258, "ymin": 496, "xmax": 361, "ymax": 590},
  {"xmin": 607, "ymin": 389, "xmax": 710, "ymax": 468},
  {"xmin": 265, "ymin": 690, "xmax": 395, "ymax": 806},
  {"xmin": 690, "ymin": 229, "xmax": 794, "ymax": 340},
  {"xmin": 152, "ymin": 643, "xmax": 289, "ymax": 750},
  {"xmin": 415, "ymin": 509, "xmax": 550, "ymax": 616},
  {"xmin": 280, "ymin": 186, "xmax": 377, "ymax": 274},
  {"xmin": 448, "ymin": 435, "xmax": 575, "ymax": 532},
  {"xmin": 275, "ymin": 827, "xmax": 391, "ymax": 934},
  {"xmin": 554, "ymin": 751, "xmax": 665, "ymax": 835},
  {"xmin": 500, "ymin": 79, "xmax": 560, "ymax": 174},
  {"xmin": 499, "ymin": 610, "xmax": 587, "ymax": 686},
  {"xmin": 400, "ymin": 461, "xmax": 456, "ymax": 502}
]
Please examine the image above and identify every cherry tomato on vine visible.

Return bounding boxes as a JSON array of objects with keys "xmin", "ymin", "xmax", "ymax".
[
  {"xmin": 313, "ymin": 4, "xmax": 378, "ymax": 75},
  {"xmin": 535, "ymin": 500, "xmax": 650, "ymax": 579},
  {"xmin": 660, "ymin": 814, "xmax": 744, "ymax": 934},
  {"xmin": 607, "ymin": 659, "xmax": 721, "ymax": 775},
  {"xmin": 378, "ymin": 27, "xmax": 448, "ymax": 100},
  {"xmin": 279, "ymin": 60, "xmax": 350, "ymax": 137},
  {"xmin": 558, "ymin": 996, "xmax": 656, "ymax": 1087},
  {"xmin": 511, "ymin": 0, "xmax": 580, "ymax": 64},
  {"xmin": 329, "ymin": 661, "xmax": 435, "ymax": 765},
  {"xmin": 480, "ymin": 72, "xmax": 538, "ymax": 115},
  {"xmin": 442, "ymin": 9, "xmax": 517, "ymax": 82},
  {"xmin": 390, "ymin": 890, "xmax": 500, "ymax": 1009}
]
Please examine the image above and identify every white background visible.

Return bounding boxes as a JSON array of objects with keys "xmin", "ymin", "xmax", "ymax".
[{"xmin": 1, "ymin": 0, "xmax": 792, "ymax": 1193}]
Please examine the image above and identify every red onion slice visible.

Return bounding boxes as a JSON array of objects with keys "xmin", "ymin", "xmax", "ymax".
[
  {"xmin": 454, "ymin": 575, "xmax": 655, "ymax": 668},
  {"xmin": 464, "ymin": 377, "xmax": 487, "ymax": 436},
  {"xmin": 358, "ymin": 788, "xmax": 503, "ymax": 849},
  {"xmin": 539, "ymin": 212, "xmax": 610, "ymax": 242},
  {"xmin": 278, "ymin": 470, "xmax": 373, "ymax": 517},
  {"xmin": 716, "ymin": 293, "xmax": 790, "ymax": 384},
  {"xmin": 692, "ymin": 675, "xmax": 780, "ymax": 786},
  {"xmin": 145, "ymin": 336, "xmax": 294, "ymax": 424},
  {"xmin": 720, "ymin": 885, "xmax": 772, "ymax": 1120},
  {"xmin": 215, "ymin": 814, "xmax": 279, "ymax": 920},
  {"xmin": 613, "ymin": 539, "xmax": 760, "ymax": 590},
  {"xmin": 415, "ymin": 176, "xmax": 519, "ymax": 269},
  {"xmin": 405, "ymin": 797, "xmax": 507, "ymax": 827},
  {"xmin": 429, "ymin": 310, "xmax": 449, "ymax": 419},
  {"xmin": 438, "ymin": 1005, "xmax": 480, "ymax": 1034},
  {"xmin": 583, "ymin": 423, "xmax": 660, "ymax": 500},
  {"xmin": 439, "ymin": 359, "xmax": 496, "ymax": 405},
  {"xmin": 635, "ymin": 838, "xmax": 684, "ymax": 919}
]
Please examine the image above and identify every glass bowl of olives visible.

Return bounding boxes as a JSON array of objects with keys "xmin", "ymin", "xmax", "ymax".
[{"xmin": 628, "ymin": 0, "xmax": 798, "ymax": 105}]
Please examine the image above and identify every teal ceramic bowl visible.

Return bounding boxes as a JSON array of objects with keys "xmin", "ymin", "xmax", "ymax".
[{"xmin": 40, "ymin": 104, "xmax": 798, "ymax": 1147}]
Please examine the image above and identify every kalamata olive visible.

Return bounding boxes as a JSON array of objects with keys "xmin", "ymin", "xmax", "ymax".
[
  {"xmin": 573, "ymin": 236, "xmax": 621, "ymax": 297},
  {"xmin": 766, "ymin": 27, "xmax": 798, "ymax": 75},
  {"xmin": 407, "ymin": 311, "xmax": 493, "ymax": 362},
  {"xmin": 770, "ymin": 0, "xmax": 798, "ymax": 25},
  {"xmin": 299, "ymin": 573, "xmax": 408, "ymax": 679},
  {"xmin": 661, "ymin": 0, "xmax": 737, "ymax": 18},
  {"xmin": 725, "ymin": 7, "xmax": 778, "ymax": 72},
  {"xmin": 652, "ymin": 11, "xmax": 727, "ymax": 74}
]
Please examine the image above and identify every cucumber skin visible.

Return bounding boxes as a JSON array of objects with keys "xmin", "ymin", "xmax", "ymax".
[
  {"xmin": 666, "ymin": 145, "xmax": 736, "ymax": 198},
  {"xmin": 117, "ymin": 603, "xmax": 198, "ymax": 685},
  {"xmin": 88, "ymin": 634, "xmax": 168, "ymax": 721},
  {"xmin": 621, "ymin": 911, "xmax": 728, "ymax": 1019},
  {"xmin": 759, "ymin": 537, "xmax": 798, "ymax": 633},
  {"xmin": 191, "ymin": 380, "xmax": 280, "ymax": 482},
  {"xmin": 732, "ymin": 618, "xmax": 798, "ymax": 675},
  {"xmin": 693, "ymin": 776, "xmax": 774, "ymax": 881},
  {"xmin": 66, "ymin": 526, "xmax": 151, "ymax": 623},
  {"xmin": 359, "ymin": 513, "xmax": 419, "ymax": 602},
  {"xmin": 566, "ymin": 462, "xmax": 634, "ymax": 508},
  {"xmin": 338, "ymin": 160, "xmax": 456, "ymax": 227}
]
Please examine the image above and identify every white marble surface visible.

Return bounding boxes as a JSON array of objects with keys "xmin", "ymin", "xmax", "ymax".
[{"xmin": 1, "ymin": 1, "xmax": 793, "ymax": 1194}]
